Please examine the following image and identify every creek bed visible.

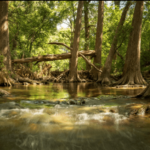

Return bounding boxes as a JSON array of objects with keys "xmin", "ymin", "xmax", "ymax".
[{"xmin": 0, "ymin": 83, "xmax": 150, "ymax": 150}]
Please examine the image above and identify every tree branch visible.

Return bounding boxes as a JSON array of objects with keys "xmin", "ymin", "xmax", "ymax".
[
  {"xmin": 116, "ymin": 51, "xmax": 124, "ymax": 61},
  {"xmin": 79, "ymin": 52, "xmax": 102, "ymax": 72},
  {"xmin": 48, "ymin": 42, "xmax": 72, "ymax": 50},
  {"xmin": 47, "ymin": 42, "xmax": 102, "ymax": 72}
]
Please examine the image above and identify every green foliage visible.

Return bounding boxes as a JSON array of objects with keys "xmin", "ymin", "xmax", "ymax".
[{"xmin": 8, "ymin": 1, "xmax": 150, "ymax": 73}]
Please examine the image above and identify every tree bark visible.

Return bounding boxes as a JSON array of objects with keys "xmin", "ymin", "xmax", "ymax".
[
  {"xmin": 0, "ymin": 1, "xmax": 14, "ymax": 86},
  {"xmin": 136, "ymin": 83, "xmax": 150, "ymax": 98},
  {"xmin": 113, "ymin": 0, "xmax": 120, "ymax": 72},
  {"xmin": 97, "ymin": 1, "xmax": 131, "ymax": 85},
  {"xmin": 12, "ymin": 50, "xmax": 96, "ymax": 63},
  {"xmin": 84, "ymin": 1, "xmax": 91, "ymax": 70},
  {"xmin": 90, "ymin": 1, "xmax": 104, "ymax": 80},
  {"xmin": 68, "ymin": 1, "xmax": 84, "ymax": 82},
  {"xmin": 115, "ymin": 1, "xmax": 147, "ymax": 86},
  {"xmin": 47, "ymin": 42, "xmax": 102, "ymax": 72},
  {"xmin": 0, "ymin": 1, "xmax": 11, "ymax": 71}
]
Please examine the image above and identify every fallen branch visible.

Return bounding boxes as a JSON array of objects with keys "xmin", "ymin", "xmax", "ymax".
[
  {"xmin": 17, "ymin": 76, "xmax": 41, "ymax": 84},
  {"xmin": 38, "ymin": 64, "xmax": 52, "ymax": 77},
  {"xmin": 116, "ymin": 51, "xmax": 124, "ymax": 61},
  {"xmin": 12, "ymin": 50, "xmax": 96, "ymax": 63},
  {"xmin": 79, "ymin": 52, "xmax": 102, "ymax": 72},
  {"xmin": 48, "ymin": 42, "xmax": 102, "ymax": 72},
  {"xmin": 55, "ymin": 70, "xmax": 69, "ymax": 82}
]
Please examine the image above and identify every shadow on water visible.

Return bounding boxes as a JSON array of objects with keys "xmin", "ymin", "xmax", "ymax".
[{"xmin": 0, "ymin": 82, "xmax": 150, "ymax": 150}]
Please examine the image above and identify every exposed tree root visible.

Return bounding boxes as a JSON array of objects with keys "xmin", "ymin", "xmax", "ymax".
[
  {"xmin": 135, "ymin": 84, "xmax": 150, "ymax": 98},
  {"xmin": 115, "ymin": 84, "xmax": 146, "ymax": 88},
  {"xmin": 67, "ymin": 72, "xmax": 86, "ymax": 83},
  {"xmin": 37, "ymin": 64, "xmax": 52, "ymax": 77},
  {"xmin": 15, "ymin": 74, "xmax": 41, "ymax": 84},
  {"xmin": 14, "ymin": 64, "xmax": 39, "ymax": 80},
  {"xmin": 97, "ymin": 75, "xmax": 112, "ymax": 86},
  {"xmin": 77, "ymin": 72, "xmax": 86, "ymax": 82},
  {"xmin": 0, "ymin": 71, "xmax": 16, "ymax": 86},
  {"xmin": 54, "ymin": 70, "xmax": 69, "ymax": 82},
  {"xmin": 41, "ymin": 76, "xmax": 53, "ymax": 84},
  {"xmin": 113, "ymin": 73, "xmax": 147, "ymax": 86}
]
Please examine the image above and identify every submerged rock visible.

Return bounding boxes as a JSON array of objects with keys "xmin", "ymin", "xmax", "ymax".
[
  {"xmin": 19, "ymin": 98, "xmax": 86, "ymax": 109},
  {"xmin": 60, "ymin": 101, "xmax": 69, "ymax": 105},
  {"xmin": 69, "ymin": 99, "xmax": 77, "ymax": 105},
  {"xmin": 0, "ymin": 102, "xmax": 22, "ymax": 109}
]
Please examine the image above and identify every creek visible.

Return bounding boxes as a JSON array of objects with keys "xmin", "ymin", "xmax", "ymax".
[{"xmin": 0, "ymin": 82, "xmax": 150, "ymax": 150}]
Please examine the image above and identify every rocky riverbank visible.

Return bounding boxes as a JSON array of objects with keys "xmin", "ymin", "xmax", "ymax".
[{"xmin": 0, "ymin": 95, "xmax": 150, "ymax": 118}]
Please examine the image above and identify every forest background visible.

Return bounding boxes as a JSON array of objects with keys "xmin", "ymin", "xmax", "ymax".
[{"xmin": 8, "ymin": 1, "xmax": 150, "ymax": 74}]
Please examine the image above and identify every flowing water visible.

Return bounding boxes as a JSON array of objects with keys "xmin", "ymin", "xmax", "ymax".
[{"xmin": 0, "ymin": 83, "xmax": 150, "ymax": 150}]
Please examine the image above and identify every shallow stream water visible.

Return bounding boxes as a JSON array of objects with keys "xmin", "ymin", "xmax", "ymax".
[{"xmin": 0, "ymin": 83, "xmax": 150, "ymax": 150}]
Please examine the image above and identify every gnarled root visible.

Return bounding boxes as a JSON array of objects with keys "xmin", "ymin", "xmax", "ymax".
[
  {"xmin": 0, "ymin": 71, "xmax": 16, "ymax": 86},
  {"xmin": 67, "ymin": 72, "xmax": 86, "ymax": 83},
  {"xmin": 54, "ymin": 70, "xmax": 69, "ymax": 82},
  {"xmin": 135, "ymin": 84, "xmax": 150, "ymax": 99},
  {"xmin": 96, "ymin": 73, "xmax": 112, "ymax": 86},
  {"xmin": 77, "ymin": 73, "xmax": 86, "ymax": 82},
  {"xmin": 13, "ymin": 73, "xmax": 41, "ymax": 85},
  {"xmin": 113, "ymin": 73, "xmax": 147, "ymax": 86}
]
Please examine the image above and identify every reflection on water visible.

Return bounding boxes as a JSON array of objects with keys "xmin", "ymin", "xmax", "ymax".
[
  {"xmin": 0, "ymin": 82, "xmax": 146, "ymax": 103},
  {"xmin": 0, "ymin": 83, "xmax": 149, "ymax": 150}
]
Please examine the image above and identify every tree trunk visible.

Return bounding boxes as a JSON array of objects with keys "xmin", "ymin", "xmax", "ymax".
[
  {"xmin": 90, "ymin": 1, "xmax": 104, "ymax": 80},
  {"xmin": 69, "ymin": 30, "xmax": 73, "ymax": 71},
  {"xmin": 0, "ymin": 1, "xmax": 14, "ymax": 86},
  {"xmin": 68, "ymin": 1, "xmax": 84, "ymax": 82},
  {"xmin": 84, "ymin": 1, "xmax": 91, "ymax": 70},
  {"xmin": 113, "ymin": 0, "xmax": 120, "ymax": 72},
  {"xmin": 97, "ymin": 1, "xmax": 131, "ymax": 85},
  {"xmin": 115, "ymin": 1, "xmax": 147, "ymax": 86},
  {"xmin": 69, "ymin": 3, "xmax": 76, "ymax": 72},
  {"xmin": 0, "ymin": 1, "xmax": 11, "ymax": 71},
  {"xmin": 136, "ymin": 83, "xmax": 150, "ymax": 98}
]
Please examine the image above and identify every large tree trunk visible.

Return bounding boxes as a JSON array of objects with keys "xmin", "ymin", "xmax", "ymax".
[
  {"xmin": 84, "ymin": 1, "xmax": 91, "ymax": 70},
  {"xmin": 0, "ymin": 1, "xmax": 13, "ymax": 86},
  {"xmin": 113, "ymin": 0, "xmax": 120, "ymax": 72},
  {"xmin": 0, "ymin": 1, "xmax": 11, "ymax": 71},
  {"xmin": 97, "ymin": 1, "xmax": 131, "ymax": 85},
  {"xmin": 136, "ymin": 83, "xmax": 150, "ymax": 98},
  {"xmin": 90, "ymin": 1, "xmax": 104, "ymax": 80},
  {"xmin": 68, "ymin": 1, "xmax": 84, "ymax": 82},
  {"xmin": 115, "ymin": 1, "xmax": 147, "ymax": 86}
]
